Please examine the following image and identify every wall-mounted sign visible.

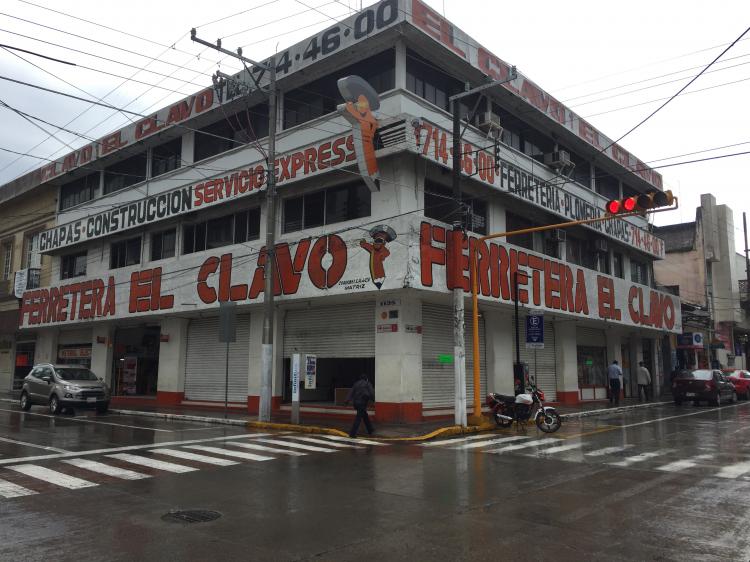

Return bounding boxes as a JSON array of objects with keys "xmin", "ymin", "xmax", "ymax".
[
  {"xmin": 525, "ymin": 313, "xmax": 544, "ymax": 349},
  {"xmin": 13, "ymin": 270, "xmax": 28, "ymax": 299},
  {"xmin": 304, "ymin": 354, "xmax": 317, "ymax": 390}
]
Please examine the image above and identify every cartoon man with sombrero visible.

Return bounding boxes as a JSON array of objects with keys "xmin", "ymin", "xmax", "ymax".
[
  {"xmin": 337, "ymin": 75, "xmax": 380, "ymax": 192},
  {"xmin": 360, "ymin": 225, "xmax": 396, "ymax": 290}
]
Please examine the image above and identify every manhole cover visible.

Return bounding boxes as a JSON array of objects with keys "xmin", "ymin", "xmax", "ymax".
[{"xmin": 161, "ymin": 509, "xmax": 222, "ymax": 524}]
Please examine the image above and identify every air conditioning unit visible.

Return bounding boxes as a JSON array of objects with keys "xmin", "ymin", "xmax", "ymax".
[
  {"xmin": 593, "ymin": 239, "xmax": 608, "ymax": 253},
  {"xmin": 548, "ymin": 229, "xmax": 566, "ymax": 242},
  {"xmin": 476, "ymin": 111, "xmax": 503, "ymax": 136},
  {"xmin": 544, "ymin": 150, "xmax": 573, "ymax": 169}
]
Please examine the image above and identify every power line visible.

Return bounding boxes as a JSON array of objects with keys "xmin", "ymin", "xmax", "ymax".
[{"xmin": 0, "ymin": 43, "xmax": 75, "ymax": 65}]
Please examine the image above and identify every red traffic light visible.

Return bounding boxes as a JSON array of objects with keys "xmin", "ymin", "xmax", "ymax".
[
  {"xmin": 605, "ymin": 200, "xmax": 621, "ymax": 214},
  {"xmin": 605, "ymin": 191, "xmax": 674, "ymax": 215},
  {"xmin": 622, "ymin": 196, "xmax": 637, "ymax": 212}
]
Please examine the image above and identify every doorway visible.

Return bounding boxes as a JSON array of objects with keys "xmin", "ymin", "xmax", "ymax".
[{"xmin": 112, "ymin": 326, "xmax": 160, "ymax": 396}]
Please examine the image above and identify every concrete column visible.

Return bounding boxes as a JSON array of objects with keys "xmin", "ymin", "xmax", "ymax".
[
  {"xmin": 394, "ymin": 39, "xmax": 407, "ymax": 90},
  {"xmin": 90, "ymin": 324, "xmax": 114, "ymax": 386},
  {"xmin": 484, "ymin": 309, "xmax": 514, "ymax": 395},
  {"xmin": 156, "ymin": 317, "xmax": 188, "ymax": 405},
  {"xmin": 606, "ymin": 330, "xmax": 623, "ymax": 398},
  {"xmin": 181, "ymin": 131, "xmax": 194, "ymax": 165},
  {"xmin": 555, "ymin": 320, "xmax": 579, "ymax": 404},
  {"xmin": 34, "ymin": 329, "xmax": 58, "ymax": 365},
  {"xmin": 374, "ymin": 294, "xmax": 422, "ymax": 422},
  {"xmin": 247, "ymin": 312, "xmax": 263, "ymax": 414},
  {"xmin": 271, "ymin": 308, "xmax": 284, "ymax": 411}
]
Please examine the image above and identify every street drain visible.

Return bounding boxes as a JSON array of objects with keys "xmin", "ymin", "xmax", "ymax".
[{"xmin": 161, "ymin": 509, "xmax": 222, "ymax": 524}]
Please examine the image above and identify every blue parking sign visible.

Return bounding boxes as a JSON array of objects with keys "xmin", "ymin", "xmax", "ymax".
[{"xmin": 526, "ymin": 314, "xmax": 544, "ymax": 349}]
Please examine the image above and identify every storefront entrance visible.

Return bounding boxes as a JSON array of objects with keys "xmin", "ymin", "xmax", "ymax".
[
  {"xmin": 577, "ymin": 327, "xmax": 608, "ymax": 400},
  {"xmin": 13, "ymin": 340, "xmax": 35, "ymax": 391},
  {"xmin": 112, "ymin": 326, "xmax": 160, "ymax": 396}
]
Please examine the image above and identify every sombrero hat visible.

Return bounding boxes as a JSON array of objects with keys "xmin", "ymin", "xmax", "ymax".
[
  {"xmin": 368, "ymin": 225, "xmax": 396, "ymax": 242},
  {"xmin": 337, "ymin": 75, "xmax": 380, "ymax": 111}
]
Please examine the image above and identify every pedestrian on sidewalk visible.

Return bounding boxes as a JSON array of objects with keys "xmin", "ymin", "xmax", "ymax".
[
  {"xmin": 637, "ymin": 361, "xmax": 652, "ymax": 402},
  {"xmin": 608, "ymin": 360, "xmax": 623, "ymax": 406},
  {"xmin": 346, "ymin": 373, "xmax": 375, "ymax": 438}
]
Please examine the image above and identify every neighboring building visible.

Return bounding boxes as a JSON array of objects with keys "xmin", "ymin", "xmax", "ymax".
[
  {"xmin": 654, "ymin": 194, "xmax": 749, "ymax": 373},
  {"xmin": 2, "ymin": 0, "xmax": 681, "ymax": 419},
  {"xmin": 0, "ymin": 186, "xmax": 56, "ymax": 392}
]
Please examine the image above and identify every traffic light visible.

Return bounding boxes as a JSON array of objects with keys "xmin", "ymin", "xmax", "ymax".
[{"xmin": 605, "ymin": 190, "xmax": 674, "ymax": 215}]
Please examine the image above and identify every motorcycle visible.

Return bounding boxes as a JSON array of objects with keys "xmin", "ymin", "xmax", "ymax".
[{"xmin": 486, "ymin": 380, "xmax": 562, "ymax": 433}]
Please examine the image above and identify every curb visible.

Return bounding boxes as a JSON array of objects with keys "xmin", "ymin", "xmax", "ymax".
[
  {"xmin": 559, "ymin": 400, "xmax": 670, "ymax": 420},
  {"xmin": 110, "ymin": 408, "xmax": 250, "ymax": 427}
]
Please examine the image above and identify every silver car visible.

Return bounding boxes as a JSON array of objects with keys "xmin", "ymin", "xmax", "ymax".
[{"xmin": 20, "ymin": 364, "xmax": 110, "ymax": 415}]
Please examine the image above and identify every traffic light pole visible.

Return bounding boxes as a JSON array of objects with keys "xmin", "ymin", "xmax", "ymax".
[{"xmin": 467, "ymin": 204, "xmax": 678, "ymax": 425}]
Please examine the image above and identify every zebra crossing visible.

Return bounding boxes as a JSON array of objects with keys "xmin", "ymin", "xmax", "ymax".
[
  {"xmin": 423, "ymin": 433, "xmax": 750, "ymax": 481},
  {"xmin": 0, "ymin": 433, "xmax": 387, "ymax": 501}
]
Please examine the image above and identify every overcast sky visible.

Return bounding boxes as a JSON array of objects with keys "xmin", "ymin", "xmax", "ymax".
[{"xmin": 0, "ymin": 0, "xmax": 748, "ymax": 252}]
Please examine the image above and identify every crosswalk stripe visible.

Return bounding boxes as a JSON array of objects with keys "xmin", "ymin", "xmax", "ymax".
[
  {"xmin": 0, "ymin": 477, "xmax": 36, "ymax": 498},
  {"xmin": 717, "ymin": 461, "xmax": 750, "ymax": 479},
  {"xmin": 536, "ymin": 442, "xmax": 584, "ymax": 455},
  {"xmin": 62, "ymin": 458, "xmax": 151, "ymax": 479},
  {"xmin": 318, "ymin": 435, "xmax": 387, "ymax": 446},
  {"xmin": 151, "ymin": 448, "xmax": 239, "ymax": 466},
  {"xmin": 185, "ymin": 445, "xmax": 274, "ymax": 462},
  {"xmin": 106, "ymin": 453, "xmax": 198, "ymax": 473},
  {"xmin": 253, "ymin": 438, "xmax": 338, "ymax": 453},
  {"xmin": 8, "ymin": 464, "xmax": 97, "ymax": 489},
  {"xmin": 454, "ymin": 436, "xmax": 529, "ymax": 450},
  {"xmin": 422, "ymin": 434, "xmax": 508, "ymax": 447},
  {"xmin": 227, "ymin": 442, "xmax": 307, "ymax": 457},
  {"xmin": 485, "ymin": 438, "xmax": 559, "ymax": 454},
  {"xmin": 281, "ymin": 436, "xmax": 363, "ymax": 449},
  {"xmin": 656, "ymin": 455, "xmax": 713, "ymax": 473},
  {"xmin": 608, "ymin": 450, "xmax": 673, "ymax": 468},
  {"xmin": 584, "ymin": 445, "xmax": 635, "ymax": 457}
]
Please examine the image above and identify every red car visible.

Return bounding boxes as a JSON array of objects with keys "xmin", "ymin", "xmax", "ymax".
[{"xmin": 724, "ymin": 369, "xmax": 750, "ymax": 400}]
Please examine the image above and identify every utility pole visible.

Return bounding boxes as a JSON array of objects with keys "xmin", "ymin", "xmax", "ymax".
[
  {"xmin": 744, "ymin": 212, "xmax": 749, "ymax": 307},
  {"xmin": 190, "ymin": 30, "xmax": 277, "ymax": 421},
  {"xmin": 448, "ymin": 67, "xmax": 517, "ymax": 426}
]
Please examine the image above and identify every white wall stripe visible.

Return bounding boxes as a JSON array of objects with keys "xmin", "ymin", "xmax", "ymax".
[
  {"xmin": 584, "ymin": 445, "xmax": 635, "ymax": 457},
  {"xmin": 185, "ymin": 445, "xmax": 274, "ymax": 462},
  {"xmin": 318, "ymin": 435, "xmax": 387, "ymax": 446},
  {"xmin": 253, "ymin": 438, "xmax": 338, "ymax": 453},
  {"xmin": 485, "ymin": 438, "xmax": 559, "ymax": 454},
  {"xmin": 227, "ymin": 442, "xmax": 307, "ymax": 457},
  {"xmin": 717, "ymin": 461, "xmax": 750, "ymax": 479},
  {"xmin": 280, "ymin": 436, "xmax": 363, "ymax": 449},
  {"xmin": 608, "ymin": 450, "xmax": 673, "ymax": 468},
  {"xmin": 8, "ymin": 464, "xmax": 97, "ymax": 489},
  {"xmin": 150, "ymin": 449, "xmax": 239, "ymax": 466},
  {"xmin": 106, "ymin": 453, "xmax": 197, "ymax": 473},
  {"xmin": 454, "ymin": 436, "xmax": 529, "ymax": 451},
  {"xmin": 62, "ymin": 459, "xmax": 150, "ymax": 480},
  {"xmin": 0, "ymin": 477, "xmax": 36, "ymax": 498}
]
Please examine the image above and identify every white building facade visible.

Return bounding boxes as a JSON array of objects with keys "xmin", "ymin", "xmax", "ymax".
[{"xmin": 7, "ymin": 0, "xmax": 681, "ymax": 421}]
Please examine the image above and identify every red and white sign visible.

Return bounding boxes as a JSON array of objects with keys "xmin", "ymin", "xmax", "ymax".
[{"xmin": 58, "ymin": 347, "xmax": 92, "ymax": 359}]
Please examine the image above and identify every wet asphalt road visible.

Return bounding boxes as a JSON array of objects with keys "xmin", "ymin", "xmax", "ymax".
[{"xmin": 1, "ymin": 399, "xmax": 750, "ymax": 561}]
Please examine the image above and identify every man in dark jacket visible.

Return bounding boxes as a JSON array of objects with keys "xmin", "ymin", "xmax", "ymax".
[{"xmin": 346, "ymin": 374, "xmax": 375, "ymax": 438}]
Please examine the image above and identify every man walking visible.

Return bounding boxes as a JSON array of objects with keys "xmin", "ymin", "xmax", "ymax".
[
  {"xmin": 637, "ymin": 361, "xmax": 652, "ymax": 402},
  {"xmin": 608, "ymin": 360, "xmax": 623, "ymax": 406},
  {"xmin": 346, "ymin": 374, "xmax": 375, "ymax": 438}
]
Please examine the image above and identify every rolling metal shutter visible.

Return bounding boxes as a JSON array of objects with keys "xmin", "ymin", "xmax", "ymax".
[
  {"xmin": 519, "ymin": 316, "xmax": 557, "ymax": 402},
  {"xmin": 283, "ymin": 302, "xmax": 375, "ymax": 358},
  {"xmin": 576, "ymin": 327, "xmax": 607, "ymax": 347},
  {"xmin": 184, "ymin": 315, "xmax": 251, "ymax": 402},
  {"xmin": 422, "ymin": 303, "xmax": 487, "ymax": 409},
  {"xmin": 57, "ymin": 329, "xmax": 92, "ymax": 345}
]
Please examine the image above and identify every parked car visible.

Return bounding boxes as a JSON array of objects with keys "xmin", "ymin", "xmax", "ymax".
[
  {"xmin": 20, "ymin": 364, "xmax": 110, "ymax": 415},
  {"xmin": 672, "ymin": 369, "xmax": 737, "ymax": 406},
  {"xmin": 724, "ymin": 369, "xmax": 750, "ymax": 400}
]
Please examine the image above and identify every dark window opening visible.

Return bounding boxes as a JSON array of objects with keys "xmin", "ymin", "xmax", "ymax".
[
  {"xmin": 492, "ymin": 105, "xmax": 554, "ymax": 160},
  {"xmin": 424, "ymin": 181, "xmax": 487, "ymax": 235},
  {"xmin": 406, "ymin": 49, "xmax": 461, "ymax": 112},
  {"xmin": 595, "ymin": 168, "xmax": 620, "ymax": 200},
  {"xmin": 110, "ymin": 237, "xmax": 142, "ymax": 269},
  {"xmin": 61, "ymin": 251, "xmax": 87, "ymax": 279},
  {"xmin": 183, "ymin": 208, "xmax": 260, "ymax": 255},
  {"xmin": 103, "ymin": 153, "xmax": 147, "ymax": 195},
  {"xmin": 152, "ymin": 138, "xmax": 182, "ymax": 177},
  {"xmin": 613, "ymin": 252, "xmax": 624, "ymax": 278},
  {"xmin": 562, "ymin": 147, "xmax": 591, "ymax": 188},
  {"xmin": 285, "ymin": 50, "xmax": 394, "ymax": 129},
  {"xmin": 151, "ymin": 229, "xmax": 176, "ymax": 261},
  {"xmin": 631, "ymin": 258, "xmax": 649, "ymax": 285},
  {"xmin": 282, "ymin": 182, "xmax": 371, "ymax": 233},
  {"xmin": 506, "ymin": 211, "xmax": 535, "ymax": 251},
  {"xmin": 194, "ymin": 103, "xmax": 269, "ymax": 162},
  {"xmin": 60, "ymin": 173, "xmax": 98, "ymax": 210}
]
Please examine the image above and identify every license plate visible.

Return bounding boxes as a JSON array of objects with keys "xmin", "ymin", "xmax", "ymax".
[
  {"xmin": 86, "ymin": 397, "xmax": 97, "ymax": 403},
  {"xmin": 685, "ymin": 393, "xmax": 696, "ymax": 397}
]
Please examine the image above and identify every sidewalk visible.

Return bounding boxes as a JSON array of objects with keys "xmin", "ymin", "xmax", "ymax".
[{"xmin": 1, "ymin": 391, "xmax": 670, "ymax": 439}]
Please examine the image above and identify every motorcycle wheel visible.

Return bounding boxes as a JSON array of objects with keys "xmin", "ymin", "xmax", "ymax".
[
  {"xmin": 536, "ymin": 410, "xmax": 562, "ymax": 433},
  {"xmin": 494, "ymin": 413, "xmax": 513, "ymax": 428}
]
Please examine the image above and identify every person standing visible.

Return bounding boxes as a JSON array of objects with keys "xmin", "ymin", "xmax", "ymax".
[
  {"xmin": 608, "ymin": 360, "xmax": 623, "ymax": 406},
  {"xmin": 346, "ymin": 373, "xmax": 375, "ymax": 438},
  {"xmin": 637, "ymin": 361, "xmax": 652, "ymax": 402}
]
